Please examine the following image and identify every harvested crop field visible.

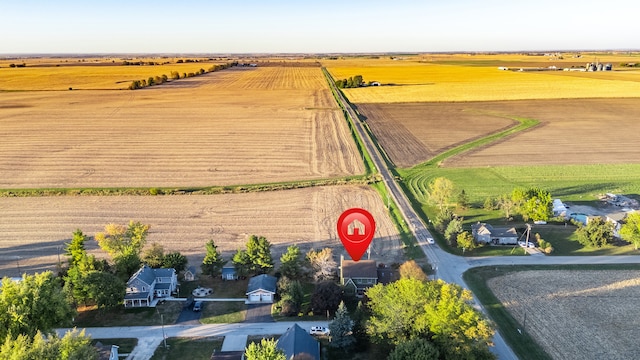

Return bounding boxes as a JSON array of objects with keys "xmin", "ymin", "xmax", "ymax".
[
  {"xmin": 356, "ymin": 103, "xmax": 515, "ymax": 167},
  {"xmin": 357, "ymin": 99, "xmax": 640, "ymax": 168},
  {"xmin": 0, "ymin": 185, "xmax": 402, "ymax": 277},
  {"xmin": 487, "ymin": 270, "xmax": 640, "ymax": 360},
  {"xmin": 0, "ymin": 67, "xmax": 363, "ymax": 188}
]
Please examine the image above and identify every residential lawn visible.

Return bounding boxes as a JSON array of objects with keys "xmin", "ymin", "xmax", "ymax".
[
  {"xmin": 74, "ymin": 301, "xmax": 182, "ymax": 327},
  {"xmin": 200, "ymin": 301, "xmax": 246, "ymax": 324},
  {"xmin": 535, "ymin": 224, "xmax": 639, "ymax": 256},
  {"xmin": 150, "ymin": 337, "xmax": 223, "ymax": 360},
  {"xmin": 91, "ymin": 338, "xmax": 137, "ymax": 354},
  {"xmin": 180, "ymin": 277, "xmax": 249, "ymax": 299},
  {"xmin": 272, "ymin": 281, "xmax": 331, "ymax": 322}
]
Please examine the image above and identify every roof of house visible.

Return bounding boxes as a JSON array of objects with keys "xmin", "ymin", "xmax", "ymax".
[
  {"xmin": 246, "ymin": 274, "xmax": 277, "ymax": 295},
  {"xmin": 471, "ymin": 223, "xmax": 517, "ymax": 238},
  {"xmin": 128, "ymin": 265, "xmax": 156, "ymax": 287},
  {"xmin": 341, "ymin": 259, "xmax": 377, "ymax": 279},
  {"xmin": 186, "ymin": 266, "xmax": 197, "ymax": 275},
  {"xmin": 377, "ymin": 267, "xmax": 399, "ymax": 285},
  {"xmin": 491, "ymin": 227, "xmax": 517, "ymax": 238},
  {"xmin": 153, "ymin": 268, "xmax": 176, "ymax": 278},
  {"xmin": 222, "ymin": 266, "xmax": 237, "ymax": 274},
  {"xmin": 276, "ymin": 324, "xmax": 320, "ymax": 360}
]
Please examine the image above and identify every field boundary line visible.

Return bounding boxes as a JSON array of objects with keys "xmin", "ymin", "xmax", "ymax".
[{"xmin": 0, "ymin": 175, "xmax": 379, "ymax": 198}]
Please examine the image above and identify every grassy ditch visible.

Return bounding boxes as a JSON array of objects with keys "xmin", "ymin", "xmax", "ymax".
[
  {"xmin": 322, "ymin": 67, "xmax": 376, "ymax": 176},
  {"xmin": 370, "ymin": 182, "xmax": 423, "ymax": 259},
  {"xmin": 0, "ymin": 174, "xmax": 378, "ymax": 197}
]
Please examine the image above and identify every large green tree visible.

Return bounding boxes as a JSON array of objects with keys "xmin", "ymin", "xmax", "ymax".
[
  {"xmin": 0, "ymin": 272, "xmax": 75, "ymax": 340},
  {"xmin": 456, "ymin": 231, "xmax": 477, "ymax": 254},
  {"xmin": 245, "ymin": 235, "xmax": 274, "ymax": 274},
  {"xmin": 201, "ymin": 240, "xmax": 227, "ymax": 277},
  {"xmin": 78, "ymin": 271, "xmax": 126, "ymax": 310},
  {"xmin": 388, "ymin": 338, "xmax": 439, "ymax": 360},
  {"xmin": 142, "ymin": 242, "xmax": 165, "ymax": 268},
  {"xmin": 576, "ymin": 217, "xmax": 615, "ymax": 248},
  {"xmin": 366, "ymin": 278, "xmax": 494, "ymax": 359},
  {"xmin": 95, "ymin": 221, "xmax": 149, "ymax": 258},
  {"xmin": 512, "ymin": 188, "xmax": 552, "ymax": 222},
  {"xmin": 428, "ymin": 177, "xmax": 454, "ymax": 211},
  {"xmin": 0, "ymin": 329, "xmax": 98, "ymax": 359},
  {"xmin": 619, "ymin": 212, "xmax": 640, "ymax": 250},
  {"xmin": 163, "ymin": 252, "xmax": 188, "ymax": 272},
  {"xmin": 96, "ymin": 221, "xmax": 149, "ymax": 279},
  {"xmin": 279, "ymin": 245, "xmax": 304, "ymax": 279},
  {"xmin": 244, "ymin": 338, "xmax": 285, "ymax": 360}
]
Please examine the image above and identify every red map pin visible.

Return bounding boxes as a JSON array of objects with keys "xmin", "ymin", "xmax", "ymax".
[{"xmin": 337, "ymin": 208, "xmax": 376, "ymax": 261}]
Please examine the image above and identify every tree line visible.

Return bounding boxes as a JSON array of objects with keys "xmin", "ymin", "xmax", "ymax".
[{"xmin": 128, "ymin": 62, "xmax": 233, "ymax": 90}]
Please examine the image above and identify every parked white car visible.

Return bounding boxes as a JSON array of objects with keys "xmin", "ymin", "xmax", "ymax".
[{"xmin": 309, "ymin": 326, "xmax": 330, "ymax": 336}]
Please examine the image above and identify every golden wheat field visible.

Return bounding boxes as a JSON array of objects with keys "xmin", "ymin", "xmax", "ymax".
[
  {"xmin": 324, "ymin": 54, "xmax": 640, "ymax": 103},
  {"xmin": 0, "ymin": 62, "xmax": 226, "ymax": 90},
  {"xmin": 0, "ymin": 66, "xmax": 363, "ymax": 188},
  {"xmin": 488, "ymin": 270, "xmax": 640, "ymax": 360},
  {"xmin": 0, "ymin": 185, "xmax": 402, "ymax": 277}
]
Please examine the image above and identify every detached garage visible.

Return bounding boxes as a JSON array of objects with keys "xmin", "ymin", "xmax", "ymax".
[{"xmin": 246, "ymin": 274, "xmax": 277, "ymax": 303}]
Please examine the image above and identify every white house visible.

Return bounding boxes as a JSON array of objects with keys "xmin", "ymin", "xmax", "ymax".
[
  {"xmin": 124, "ymin": 265, "xmax": 178, "ymax": 307},
  {"xmin": 246, "ymin": 274, "xmax": 277, "ymax": 303},
  {"xmin": 471, "ymin": 222, "xmax": 518, "ymax": 245}
]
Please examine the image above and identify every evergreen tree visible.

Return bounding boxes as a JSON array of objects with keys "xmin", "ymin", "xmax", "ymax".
[
  {"xmin": 201, "ymin": 240, "xmax": 226, "ymax": 277},
  {"xmin": 329, "ymin": 301, "xmax": 355, "ymax": 349},
  {"xmin": 246, "ymin": 235, "xmax": 274, "ymax": 274},
  {"xmin": 279, "ymin": 245, "xmax": 304, "ymax": 279}
]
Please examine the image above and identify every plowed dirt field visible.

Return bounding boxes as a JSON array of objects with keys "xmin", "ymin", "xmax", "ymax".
[
  {"xmin": 488, "ymin": 270, "xmax": 640, "ymax": 360},
  {"xmin": 0, "ymin": 67, "xmax": 363, "ymax": 188},
  {"xmin": 0, "ymin": 186, "xmax": 401, "ymax": 277}
]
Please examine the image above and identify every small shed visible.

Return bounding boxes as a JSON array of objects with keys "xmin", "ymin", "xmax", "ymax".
[
  {"xmin": 246, "ymin": 274, "xmax": 277, "ymax": 303},
  {"xmin": 184, "ymin": 266, "xmax": 197, "ymax": 282},
  {"xmin": 221, "ymin": 266, "xmax": 238, "ymax": 281}
]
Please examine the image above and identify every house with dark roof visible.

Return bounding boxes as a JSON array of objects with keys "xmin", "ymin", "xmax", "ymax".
[
  {"xmin": 124, "ymin": 265, "xmax": 178, "ymax": 307},
  {"xmin": 276, "ymin": 324, "xmax": 320, "ymax": 360},
  {"xmin": 246, "ymin": 274, "xmax": 277, "ymax": 303},
  {"xmin": 471, "ymin": 222, "xmax": 518, "ymax": 245},
  {"xmin": 340, "ymin": 257, "xmax": 378, "ymax": 298}
]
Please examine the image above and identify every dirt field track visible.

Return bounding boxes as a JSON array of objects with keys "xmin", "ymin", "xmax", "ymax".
[
  {"xmin": 488, "ymin": 270, "xmax": 640, "ymax": 360},
  {"xmin": 0, "ymin": 186, "xmax": 402, "ymax": 277},
  {"xmin": 0, "ymin": 67, "xmax": 363, "ymax": 188},
  {"xmin": 357, "ymin": 98, "xmax": 640, "ymax": 168}
]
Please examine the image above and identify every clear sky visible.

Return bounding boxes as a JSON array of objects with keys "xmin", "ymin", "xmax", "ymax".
[{"xmin": 2, "ymin": 0, "xmax": 638, "ymax": 54}]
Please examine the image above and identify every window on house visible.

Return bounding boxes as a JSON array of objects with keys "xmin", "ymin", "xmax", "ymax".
[{"xmin": 142, "ymin": 287, "xmax": 146, "ymax": 291}]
